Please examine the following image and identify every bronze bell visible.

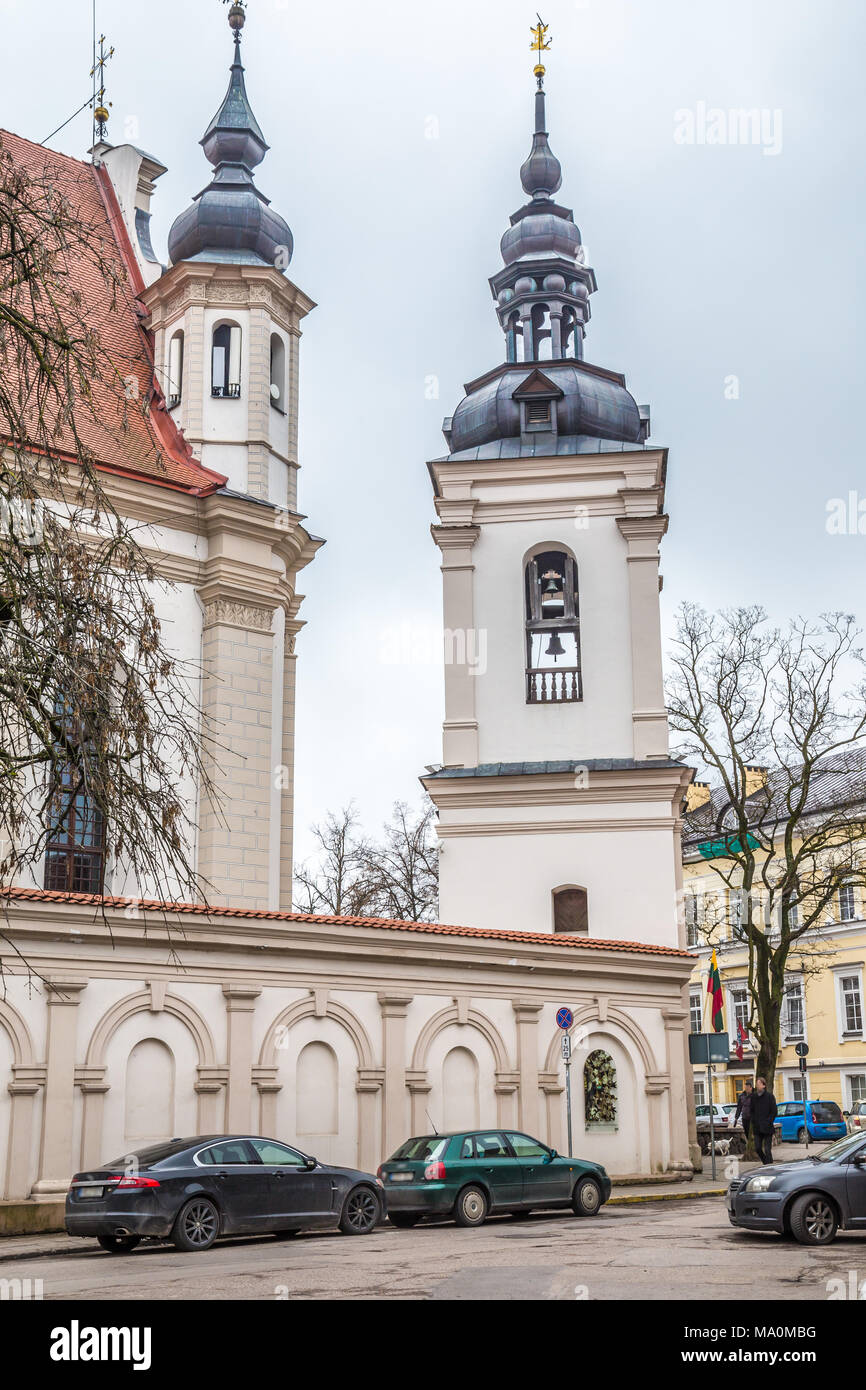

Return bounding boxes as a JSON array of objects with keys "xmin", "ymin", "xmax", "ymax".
[{"xmin": 545, "ymin": 633, "xmax": 565, "ymax": 660}]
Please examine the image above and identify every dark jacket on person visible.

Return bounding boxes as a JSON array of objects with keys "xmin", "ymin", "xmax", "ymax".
[
  {"xmin": 751, "ymin": 1088, "xmax": 778, "ymax": 1135},
  {"xmin": 734, "ymin": 1089, "xmax": 753, "ymax": 1128}
]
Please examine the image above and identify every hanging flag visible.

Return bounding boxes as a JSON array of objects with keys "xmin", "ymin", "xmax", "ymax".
[
  {"xmin": 735, "ymin": 1019, "xmax": 747, "ymax": 1062},
  {"xmin": 706, "ymin": 949, "xmax": 724, "ymax": 1033}
]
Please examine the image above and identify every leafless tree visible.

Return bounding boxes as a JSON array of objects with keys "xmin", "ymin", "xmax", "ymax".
[
  {"xmin": 359, "ymin": 799, "xmax": 439, "ymax": 923},
  {"xmin": 668, "ymin": 603, "xmax": 866, "ymax": 1091},
  {"xmin": 293, "ymin": 800, "xmax": 439, "ymax": 922},
  {"xmin": 0, "ymin": 138, "xmax": 214, "ymax": 948}
]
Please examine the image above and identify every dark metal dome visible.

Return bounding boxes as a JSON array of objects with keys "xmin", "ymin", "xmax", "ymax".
[
  {"xmin": 448, "ymin": 363, "xmax": 643, "ymax": 455},
  {"xmin": 167, "ymin": 16, "xmax": 292, "ymax": 269}
]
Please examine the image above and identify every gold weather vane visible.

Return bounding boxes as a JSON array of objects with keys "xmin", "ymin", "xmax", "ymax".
[
  {"xmin": 90, "ymin": 34, "xmax": 114, "ymax": 144},
  {"xmin": 530, "ymin": 15, "xmax": 551, "ymax": 84}
]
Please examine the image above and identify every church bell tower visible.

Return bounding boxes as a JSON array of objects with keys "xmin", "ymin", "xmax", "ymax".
[{"xmin": 422, "ymin": 25, "xmax": 692, "ymax": 946}]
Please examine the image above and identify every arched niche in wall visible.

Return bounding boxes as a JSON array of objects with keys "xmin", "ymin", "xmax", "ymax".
[
  {"xmin": 442, "ymin": 1046, "xmax": 480, "ymax": 1132},
  {"xmin": 124, "ymin": 1038, "xmax": 175, "ymax": 1147}
]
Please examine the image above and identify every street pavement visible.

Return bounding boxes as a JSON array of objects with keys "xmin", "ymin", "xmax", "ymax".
[{"xmin": 2, "ymin": 1193, "xmax": 865, "ymax": 1300}]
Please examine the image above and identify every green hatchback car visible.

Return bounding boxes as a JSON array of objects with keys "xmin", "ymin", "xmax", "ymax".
[{"xmin": 378, "ymin": 1129, "xmax": 611, "ymax": 1228}]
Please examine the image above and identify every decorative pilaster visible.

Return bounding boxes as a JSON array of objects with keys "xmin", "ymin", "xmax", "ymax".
[
  {"xmin": 513, "ymin": 997, "xmax": 543, "ymax": 1133},
  {"xmin": 6, "ymin": 1066, "xmax": 45, "ymax": 1199},
  {"xmin": 197, "ymin": 593, "xmax": 276, "ymax": 908},
  {"xmin": 76, "ymin": 1065, "xmax": 110, "ymax": 1171},
  {"xmin": 616, "ymin": 514, "xmax": 670, "ymax": 760},
  {"xmin": 33, "ymin": 980, "xmax": 87, "ymax": 1195},
  {"xmin": 431, "ymin": 524, "xmax": 480, "ymax": 767},
  {"xmin": 279, "ymin": 616, "xmax": 303, "ymax": 909},
  {"xmin": 222, "ymin": 985, "xmax": 261, "ymax": 1133},
  {"xmin": 355, "ymin": 1068, "xmax": 385, "ymax": 1173},
  {"xmin": 378, "ymin": 994, "xmax": 413, "ymax": 1159}
]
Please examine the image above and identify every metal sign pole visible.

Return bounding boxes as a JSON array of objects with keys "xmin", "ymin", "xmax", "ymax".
[
  {"xmin": 708, "ymin": 1062, "xmax": 716, "ymax": 1179},
  {"xmin": 565, "ymin": 1054, "xmax": 573, "ymax": 1157},
  {"xmin": 556, "ymin": 1007, "xmax": 575, "ymax": 1157}
]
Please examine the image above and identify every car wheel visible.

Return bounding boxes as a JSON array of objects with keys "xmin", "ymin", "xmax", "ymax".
[
  {"xmin": 96, "ymin": 1234, "xmax": 140, "ymax": 1254},
  {"xmin": 789, "ymin": 1192, "xmax": 838, "ymax": 1246},
  {"xmin": 798, "ymin": 1128, "xmax": 808, "ymax": 1145},
  {"xmin": 388, "ymin": 1213, "xmax": 419, "ymax": 1229},
  {"xmin": 454, "ymin": 1185, "xmax": 488, "ymax": 1228},
  {"xmin": 573, "ymin": 1177, "xmax": 602, "ymax": 1217},
  {"xmin": 339, "ymin": 1185, "xmax": 381, "ymax": 1235},
  {"xmin": 171, "ymin": 1197, "xmax": 220, "ymax": 1252}
]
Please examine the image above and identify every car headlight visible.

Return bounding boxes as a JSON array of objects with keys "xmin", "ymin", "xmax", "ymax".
[{"xmin": 744, "ymin": 1175, "xmax": 776, "ymax": 1193}]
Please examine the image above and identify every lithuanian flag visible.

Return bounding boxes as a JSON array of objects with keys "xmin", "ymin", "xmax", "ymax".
[{"xmin": 706, "ymin": 949, "xmax": 724, "ymax": 1033}]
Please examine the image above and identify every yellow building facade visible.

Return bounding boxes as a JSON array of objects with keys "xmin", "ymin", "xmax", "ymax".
[{"xmin": 683, "ymin": 782, "xmax": 866, "ymax": 1115}]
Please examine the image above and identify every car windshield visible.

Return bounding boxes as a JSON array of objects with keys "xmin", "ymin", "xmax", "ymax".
[
  {"xmin": 390, "ymin": 1136, "xmax": 448, "ymax": 1161},
  {"xmin": 811, "ymin": 1102, "xmax": 843, "ymax": 1123},
  {"xmin": 817, "ymin": 1132, "xmax": 866, "ymax": 1163}
]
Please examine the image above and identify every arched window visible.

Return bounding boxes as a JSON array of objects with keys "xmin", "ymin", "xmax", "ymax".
[
  {"xmin": 167, "ymin": 330, "xmax": 184, "ymax": 409},
  {"xmin": 553, "ymin": 885, "xmax": 588, "ymax": 934},
  {"xmin": 584, "ymin": 1049, "xmax": 617, "ymax": 1128},
  {"xmin": 524, "ymin": 548, "xmax": 582, "ymax": 703},
  {"xmin": 43, "ymin": 698, "xmax": 106, "ymax": 894},
  {"xmin": 532, "ymin": 303, "xmax": 552, "ymax": 360},
  {"xmin": 269, "ymin": 333, "xmax": 286, "ymax": 412},
  {"xmin": 211, "ymin": 321, "xmax": 241, "ymax": 398}
]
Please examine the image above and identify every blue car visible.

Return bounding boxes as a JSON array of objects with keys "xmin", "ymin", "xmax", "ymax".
[{"xmin": 775, "ymin": 1100, "xmax": 847, "ymax": 1144}]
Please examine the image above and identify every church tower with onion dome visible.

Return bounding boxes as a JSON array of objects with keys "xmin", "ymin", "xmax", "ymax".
[
  {"xmin": 142, "ymin": 0, "xmax": 313, "ymax": 510},
  {"xmin": 422, "ymin": 23, "xmax": 692, "ymax": 950},
  {"xmin": 134, "ymin": 1, "xmax": 321, "ymax": 911}
]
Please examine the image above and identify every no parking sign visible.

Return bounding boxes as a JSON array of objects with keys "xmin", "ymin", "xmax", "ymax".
[{"xmin": 555, "ymin": 1006, "xmax": 573, "ymax": 1030}]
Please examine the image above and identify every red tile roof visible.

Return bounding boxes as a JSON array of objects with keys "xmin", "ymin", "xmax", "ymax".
[
  {"xmin": 0, "ymin": 129, "xmax": 226, "ymax": 497},
  {"xmin": 3, "ymin": 886, "xmax": 692, "ymax": 957}
]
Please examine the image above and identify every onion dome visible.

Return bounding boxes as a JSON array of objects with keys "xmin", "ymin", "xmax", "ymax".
[
  {"xmin": 520, "ymin": 89, "xmax": 562, "ymax": 199},
  {"xmin": 440, "ymin": 50, "xmax": 651, "ymax": 459},
  {"xmin": 167, "ymin": 5, "xmax": 293, "ymax": 268}
]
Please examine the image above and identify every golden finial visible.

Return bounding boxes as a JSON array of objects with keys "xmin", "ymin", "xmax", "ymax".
[{"xmin": 530, "ymin": 14, "xmax": 551, "ymax": 84}]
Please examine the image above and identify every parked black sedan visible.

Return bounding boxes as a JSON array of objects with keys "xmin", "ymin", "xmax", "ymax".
[
  {"xmin": 727, "ymin": 1130, "xmax": 866, "ymax": 1245},
  {"xmin": 65, "ymin": 1135, "xmax": 384, "ymax": 1253}
]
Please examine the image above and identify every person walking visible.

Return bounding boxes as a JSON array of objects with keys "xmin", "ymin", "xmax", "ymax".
[
  {"xmin": 734, "ymin": 1078, "xmax": 754, "ymax": 1151},
  {"xmin": 751, "ymin": 1076, "xmax": 778, "ymax": 1165}
]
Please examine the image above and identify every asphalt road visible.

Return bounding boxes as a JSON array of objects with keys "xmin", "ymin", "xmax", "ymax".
[{"xmin": 3, "ymin": 1197, "xmax": 866, "ymax": 1300}]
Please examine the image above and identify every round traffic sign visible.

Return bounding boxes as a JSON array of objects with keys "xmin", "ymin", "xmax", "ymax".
[
  {"xmin": 556, "ymin": 1007, "xmax": 573, "ymax": 1030},
  {"xmin": 795, "ymin": 1042, "xmax": 809, "ymax": 1058}
]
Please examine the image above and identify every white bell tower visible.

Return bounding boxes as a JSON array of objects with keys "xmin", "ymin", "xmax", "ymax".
[{"xmin": 422, "ymin": 62, "xmax": 691, "ymax": 950}]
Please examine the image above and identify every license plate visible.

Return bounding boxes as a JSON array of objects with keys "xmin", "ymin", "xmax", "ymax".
[
  {"xmin": 77, "ymin": 1185, "xmax": 104, "ymax": 1199},
  {"xmin": 389, "ymin": 1172, "xmax": 413, "ymax": 1182}
]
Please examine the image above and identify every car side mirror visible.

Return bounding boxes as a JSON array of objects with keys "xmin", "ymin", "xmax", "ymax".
[
  {"xmin": 853, "ymin": 1152, "xmax": 866, "ymax": 1167},
  {"xmin": 546, "ymin": 1149, "xmax": 557, "ymax": 1163},
  {"xmin": 304, "ymin": 1157, "xmax": 317, "ymax": 1171}
]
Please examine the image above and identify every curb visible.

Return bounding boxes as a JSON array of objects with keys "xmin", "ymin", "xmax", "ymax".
[
  {"xmin": 609, "ymin": 1187, "xmax": 726, "ymax": 1206},
  {"xmin": 0, "ymin": 1242, "xmax": 76, "ymax": 1263}
]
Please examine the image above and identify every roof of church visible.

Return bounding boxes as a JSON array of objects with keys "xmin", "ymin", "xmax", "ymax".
[
  {"xmin": 0, "ymin": 128, "xmax": 227, "ymax": 497},
  {"xmin": 425, "ymin": 758, "xmax": 686, "ymax": 778},
  {"xmin": 5, "ymin": 886, "xmax": 692, "ymax": 957}
]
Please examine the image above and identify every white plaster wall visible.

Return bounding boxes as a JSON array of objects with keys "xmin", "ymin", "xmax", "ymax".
[
  {"xmin": 424, "ymin": 1022, "xmax": 498, "ymax": 1135},
  {"xmin": 273, "ymin": 1014, "xmax": 359, "ymax": 1166},
  {"xmin": 566, "ymin": 1028, "xmax": 645, "ymax": 1173},
  {"xmin": 438, "ymin": 824, "xmax": 680, "ymax": 944},
  {"xmin": 99, "ymin": 1011, "xmax": 200, "ymax": 1162},
  {"xmin": 472, "ymin": 517, "xmax": 635, "ymax": 764}
]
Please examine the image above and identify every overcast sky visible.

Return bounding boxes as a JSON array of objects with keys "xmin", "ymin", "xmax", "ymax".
[{"xmin": 12, "ymin": 0, "xmax": 866, "ymax": 862}]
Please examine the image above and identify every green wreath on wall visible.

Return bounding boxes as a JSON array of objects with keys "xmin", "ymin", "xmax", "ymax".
[{"xmin": 584, "ymin": 1048, "xmax": 617, "ymax": 1125}]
